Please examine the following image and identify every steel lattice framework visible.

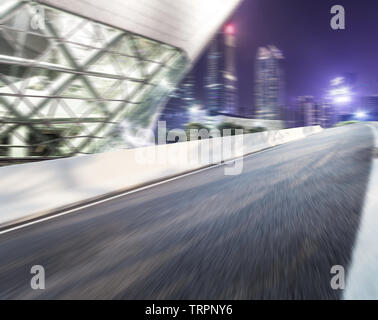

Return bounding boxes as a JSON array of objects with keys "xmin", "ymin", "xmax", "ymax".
[{"xmin": 0, "ymin": 0, "xmax": 188, "ymax": 163}]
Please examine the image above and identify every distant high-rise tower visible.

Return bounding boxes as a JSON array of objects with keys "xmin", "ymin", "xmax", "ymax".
[
  {"xmin": 181, "ymin": 73, "xmax": 196, "ymax": 108},
  {"xmin": 362, "ymin": 95, "xmax": 378, "ymax": 121},
  {"xmin": 205, "ymin": 25, "xmax": 238, "ymax": 116},
  {"xmin": 328, "ymin": 74, "xmax": 357, "ymax": 121},
  {"xmin": 297, "ymin": 96, "xmax": 321, "ymax": 127},
  {"xmin": 255, "ymin": 46, "xmax": 285, "ymax": 120},
  {"xmin": 206, "ymin": 34, "xmax": 223, "ymax": 115},
  {"xmin": 159, "ymin": 72, "xmax": 195, "ymax": 129},
  {"xmin": 223, "ymin": 24, "xmax": 238, "ymax": 115}
]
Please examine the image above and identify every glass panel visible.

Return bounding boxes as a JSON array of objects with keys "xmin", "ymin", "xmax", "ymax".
[
  {"xmin": 60, "ymin": 78, "xmax": 95, "ymax": 99},
  {"xmin": 0, "ymin": 134, "xmax": 9, "ymax": 156},
  {"xmin": 66, "ymin": 20, "xmax": 122, "ymax": 48},
  {"xmin": 88, "ymin": 52, "xmax": 143, "ymax": 79},
  {"xmin": 134, "ymin": 37, "xmax": 169, "ymax": 62},
  {"xmin": 86, "ymin": 76, "xmax": 125, "ymax": 100},
  {"xmin": 65, "ymin": 41, "xmax": 99, "ymax": 67},
  {"xmin": 45, "ymin": 7, "xmax": 88, "ymax": 39},
  {"xmin": 38, "ymin": 45, "xmax": 75, "ymax": 69},
  {"xmin": 109, "ymin": 36, "xmax": 137, "ymax": 58},
  {"xmin": 28, "ymin": 129, "xmax": 63, "ymax": 157}
]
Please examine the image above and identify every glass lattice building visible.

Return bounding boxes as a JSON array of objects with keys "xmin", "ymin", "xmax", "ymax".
[{"xmin": 0, "ymin": 0, "xmax": 242, "ymax": 164}]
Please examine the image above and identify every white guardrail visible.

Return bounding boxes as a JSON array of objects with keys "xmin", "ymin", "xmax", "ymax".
[{"xmin": 0, "ymin": 126, "xmax": 322, "ymax": 228}]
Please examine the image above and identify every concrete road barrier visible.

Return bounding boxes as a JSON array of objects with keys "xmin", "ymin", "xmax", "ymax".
[{"xmin": 0, "ymin": 126, "xmax": 322, "ymax": 228}]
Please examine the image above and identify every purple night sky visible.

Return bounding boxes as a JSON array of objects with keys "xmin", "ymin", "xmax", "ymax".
[{"xmin": 193, "ymin": 0, "xmax": 378, "ymax": 114}]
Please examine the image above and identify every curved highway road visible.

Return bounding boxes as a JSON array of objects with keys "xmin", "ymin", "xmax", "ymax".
[{"xmin": 0, "ymin": 123, "xmax": 376, "ymax": 299}]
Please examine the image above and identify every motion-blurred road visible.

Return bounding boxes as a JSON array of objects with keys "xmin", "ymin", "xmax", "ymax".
[{"xmin": 0, "ymin": 124, "xmax": 376, "ymax": 299}]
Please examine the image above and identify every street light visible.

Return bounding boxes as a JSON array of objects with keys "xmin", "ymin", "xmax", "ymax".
[
  {"xmin": 189, "ymin": 105, "xmax": 202, "ymax": 123},
  {"xmin": 329, "ymin": 87, "xmax": 350, "ymax": 97},
  {"xmin": 328, "ymin": 82, "xmax": 353, "ymax": 105},
  {"xmin": 327, "ymin": 76, "xmax": 355, "ymax": 124},
  {"xmin": 225, "ymin": 24, "xmax": 235, "ymax": 35},
  {"xmin": 333, "ymin": 95, "xmax": 351, "ymax": 104},
  {"xmin": 331, "ymin": 77, "xmax": 345, "ymax": 86},
  {"xmin": 355, "ymin": 111, "xmax": 368, "ymax": 120}
]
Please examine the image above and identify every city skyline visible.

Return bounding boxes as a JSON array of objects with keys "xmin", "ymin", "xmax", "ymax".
[{"xmin": 192, "ymin": 0, "xmax": 378, "ymax": 114}]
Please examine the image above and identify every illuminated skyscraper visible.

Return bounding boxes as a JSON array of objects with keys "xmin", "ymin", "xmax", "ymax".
[
  {"xmin": 255, "ymin": 46, "xmax": 285, "ymax": 120},
  {"xmin": 328, "ymin": 74, "xmax": 357, "ymax": 122},
  {"xmin": 206, "ymin": 34, "xmax": 223, "ymax": 115},
  {"xmin": 159, "ymin": 72, "xmax": 195, "ymax": 130},
  {"xmin": 362, "ymin": 95, "xmax": 378, "ymax": 121},
  {"xmin": 297, "ymin": 96, "xmax": 321, "ymax": 127},
  {"xmin": 205, "ymin": 25, "xmax": 238, "ymax": 116}
]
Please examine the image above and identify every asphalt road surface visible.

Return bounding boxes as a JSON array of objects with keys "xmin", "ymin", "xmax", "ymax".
[{"xmin": 0, "ymin": 124, "xmax": 376, "ymax": 299}]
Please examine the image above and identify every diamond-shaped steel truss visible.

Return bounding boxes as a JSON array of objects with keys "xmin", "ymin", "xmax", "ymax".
[{"xmin": 0, "ymin": 0, "xmax": 188, "ymax": 161}]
